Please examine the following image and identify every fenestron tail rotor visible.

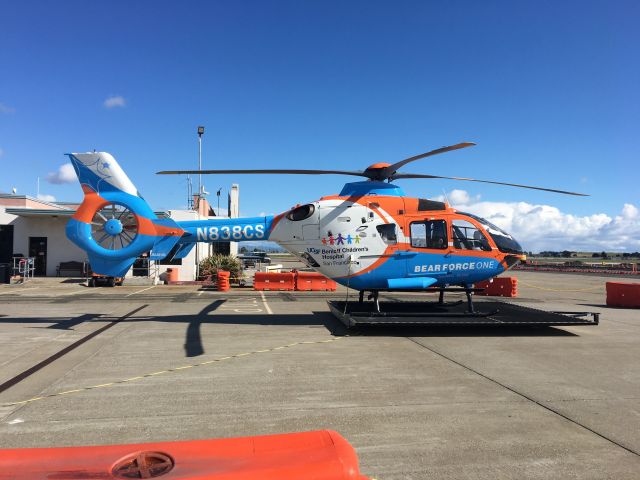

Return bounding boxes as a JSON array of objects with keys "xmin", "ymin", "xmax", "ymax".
[
  {"xmin": 90, "ymin": 203, "xmax": 138, "ymax": 251},
  {"xmin": 156, "ymin": 141, "xmax": 589, "ymax": 196}
]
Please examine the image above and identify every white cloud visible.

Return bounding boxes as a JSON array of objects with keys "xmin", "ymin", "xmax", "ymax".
[
  {"xmin": 46, "ymin": 163, "xmax": 76, "ymax": 184},
  {"xmin": 103, "ymin": 95, "xmax": 126, "ymax": 109},
  {"xmin": 37, "ymin": 193, "xmax": 56, "ymax": 202},
  {"xmin": 0, "ymin": 102, "xmax": 15, "ymax": 114},
  {"xmin": 436, "ymin": 189, "xmax": 640, "ymax": 252},
  {"xmin": 0, "ymin": 148, "xmax": 4, "ymax": 157}
]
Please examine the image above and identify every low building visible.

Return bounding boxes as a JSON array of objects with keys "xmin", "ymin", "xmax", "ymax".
[{"xmin": 0, "ymin": 186, "xmax": 239, "ymax": 281}]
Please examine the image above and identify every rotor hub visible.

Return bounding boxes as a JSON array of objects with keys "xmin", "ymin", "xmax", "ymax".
[
  {"xmin": 91, "ymin": 204, "xmax": 138, "ymax": 251},
  {"xmin": 365, "ymin": 162, "xmax": 391, "ymax": 170},
  {"xmin": 104, "ymin": 218, "xmax": 124, "ymax": 236},
  {"xmin": 363, "ymin": 162, "xmax": 392, "ymax": 181}
]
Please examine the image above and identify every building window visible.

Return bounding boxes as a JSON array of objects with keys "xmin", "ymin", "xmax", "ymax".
[{"xmin": 410, "ymin": 220, "xmax": 447, "ymax": 249}]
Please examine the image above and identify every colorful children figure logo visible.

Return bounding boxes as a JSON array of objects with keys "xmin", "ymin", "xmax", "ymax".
[{"xmin": 324, "ymin": 231, "xmax": 359, "ymax": 246}]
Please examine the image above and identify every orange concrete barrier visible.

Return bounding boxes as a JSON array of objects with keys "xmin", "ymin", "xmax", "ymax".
[
  {"xmin": 217, "ymin": 271, "xmax": 231, "ymax": 292},
  {"xmin": 606, "ymin": 282, "xmax": 640, "ymax": 308},
  {"xmin": 253, "ymin": 272, "xmax": 296, "ymax": 291},
  {"xmin": 295, "ymin": 271, "xmax": 338, "ymax": 291},
  {"xmin": 0, "ymin": 430, "xmax": 369, "ymax": 480},
  {"xmin": 475, "ymin": 277, "xmax": 518, "ymax": 297}
]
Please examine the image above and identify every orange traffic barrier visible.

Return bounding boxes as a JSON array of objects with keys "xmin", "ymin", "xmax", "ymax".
[
  {"xmin": 166, "ymin": 267, "xmax": 179, "ymax": 283},
  {"xmin": 217, "ymin": 271, "xmax": 231, "ymax": 292},
  {"xmin": 606, "ymin": 282, "xmax": 640, "ymax": 308},
  {"xmin": 475, "ymin": 277, "xmax": 518, "ymax": 297},
  {"xmin": 295, "ymin": 271, "xmax": 338, "ymax": 291},
  {"xmin": 0, "ymin": 430, "xmax": 369, "ymax": 480},
  {"xmin": 253, "ymin": 272, "xmax": 295, "ymax": 291}
]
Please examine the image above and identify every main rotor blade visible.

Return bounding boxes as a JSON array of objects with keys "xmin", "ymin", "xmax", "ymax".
[
  {"xmin": 391, "ymin": 173, "xmax": 589, "ymax": 196},
  {"xmin": 380, "ymin": 142, "xmax": 476, "ymax": 179},
  {"xmin": 157, "ymin": 168, "xmax": 367, "ymax": 177}
]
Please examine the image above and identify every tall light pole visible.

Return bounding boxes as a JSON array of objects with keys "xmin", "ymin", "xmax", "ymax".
[
  {"xmin": 197, "ymin": 125, "xmax": 204, "ymax": 199},
  {"xmin": 196, "ymin": 126, "xmax": 205, "ymax": 280}
]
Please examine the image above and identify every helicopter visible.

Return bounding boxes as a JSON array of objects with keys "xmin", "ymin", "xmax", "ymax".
[{"xmin": 65, "ymin": 142, "xmax": 586, "ymax": 313}]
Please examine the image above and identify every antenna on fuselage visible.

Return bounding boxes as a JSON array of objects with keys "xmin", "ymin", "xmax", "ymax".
[{"xmin": 442, "ymin": 189, "xmax": 450, "ymax": 208}]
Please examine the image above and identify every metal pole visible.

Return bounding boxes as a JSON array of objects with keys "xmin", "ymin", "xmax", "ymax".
[
  {"xmin": 198, "ymin": 133, "xmax": 202, "ymax": 197},
  {"xmin": 196, "ymin": 128, "xmax": 203, "ymax": 280},
  {"xmin": 187, "ymin": 174, "xmax": 191, "ymax": 209}
]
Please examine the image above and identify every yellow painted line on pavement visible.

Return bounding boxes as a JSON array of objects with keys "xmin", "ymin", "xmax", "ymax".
[
  {"xmin": 56, "ymin": 288, "xmax": 96, "ymax": 297},
  {"xmin": 125, "ymin": 286, "xmax": 156, "ymax": 297},
  {"xmin": 2, "ymin": 337, "xmax": 344, "ymax": 407}
]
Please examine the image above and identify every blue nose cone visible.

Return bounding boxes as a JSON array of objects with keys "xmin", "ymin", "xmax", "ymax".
[{"xmin": 105, "ymin": 218, "xmax": 123, "ymax": 235}]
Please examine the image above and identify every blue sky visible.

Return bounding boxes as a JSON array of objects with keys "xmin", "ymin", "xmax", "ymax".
[{"xmin": 0, "ymin": 1, "xmax": 638, "ymax": 250}]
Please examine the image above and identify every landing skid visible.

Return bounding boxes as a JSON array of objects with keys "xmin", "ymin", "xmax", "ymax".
[{"xmin": 328, "ymin": 300, "xmax": 600, "ymax": 328}]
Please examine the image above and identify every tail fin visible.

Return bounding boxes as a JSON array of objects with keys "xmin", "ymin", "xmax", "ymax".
[{"xmin": 66, "ymin": 152, "xmax": 183, "ymax": 277}]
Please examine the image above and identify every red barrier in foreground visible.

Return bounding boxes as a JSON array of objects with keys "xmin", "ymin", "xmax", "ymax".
[
  {"xmin": 0, "ymin": 430, "xmax": 369, "ymax": 480},
  {"xmin": 606, "ymin": 282, "xmax": 640, "ymax": 308},
  {"xmin": 475, "ymin": 277, "xmax": 518, "ymax": 297},
  {"xmin": 253, "ymin": 272, "xmax": 296, "ymax": 291}
]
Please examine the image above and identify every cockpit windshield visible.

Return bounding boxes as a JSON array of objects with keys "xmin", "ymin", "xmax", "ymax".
[{"xmin": 459, "ymin": 212, "xmax": 524, "ymax": 254}]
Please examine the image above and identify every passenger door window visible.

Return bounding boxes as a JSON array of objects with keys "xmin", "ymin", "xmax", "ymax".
[{"xmin": 410, "ymin": 220, "xmax": 447, "ymax": 249}]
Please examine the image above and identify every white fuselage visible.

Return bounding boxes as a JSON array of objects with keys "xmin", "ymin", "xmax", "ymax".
[{"xmin": 269, "ymin": 199, "xmax": 401, "ymax": 280}]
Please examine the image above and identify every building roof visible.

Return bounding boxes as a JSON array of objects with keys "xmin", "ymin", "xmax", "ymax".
[
  {"xmin": 5, "ymin": 208, "xmax": 170, "ymax": 219},
  {"xmin": 0, "ymin": 193, "xmax": 69, "ymax": 210},
  {"xmin": 4, "ymin": 208, "xmax": 75, "ymax": 217}
]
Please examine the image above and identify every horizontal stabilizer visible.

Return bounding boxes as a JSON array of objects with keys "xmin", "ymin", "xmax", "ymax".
[
  {"xmin": 150, "ymin": 218, "xmax": 184, "ymax": 260},
  {"xmin": 172, "ymin": 243, "xmax": 195, "ymax": 259},
  {"xmin": 387, "ymin": 277, "xmax": 437, "ymax": 289}
]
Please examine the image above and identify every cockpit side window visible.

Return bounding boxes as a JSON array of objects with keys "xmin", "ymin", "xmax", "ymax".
[
  {"xmin": 410, "ymin": 220, "xmax": 447, "ymax": 249},
  {"xmin": 376, "ymin": 223, "xmax": 397, "ymax": 245},
  {"xmin": 286, "ymin": 204, "xmax": 315, "ymax": 221},
  {"xmin": 452, "ymin": 219, "xmax": 492, "ymax": 251}
]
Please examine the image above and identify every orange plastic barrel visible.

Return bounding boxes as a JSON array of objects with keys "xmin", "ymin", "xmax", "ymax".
[
  {"xmin": 166, "ymin": 268, "xmax": 179, "ymax": 283},
  {"xmin": 217, "ymin": 270, "xmax": 231, "ymax": 291}
]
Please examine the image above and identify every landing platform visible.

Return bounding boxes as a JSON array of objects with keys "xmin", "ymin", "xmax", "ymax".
[{"xmin": 328, "ymin": 300, "xmax": 600, "ymax": 327}]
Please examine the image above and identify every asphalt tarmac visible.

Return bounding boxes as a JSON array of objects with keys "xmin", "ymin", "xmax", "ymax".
[{"xmin": 1, "ymin": 271, "xmax": 639, "ymax": 479}]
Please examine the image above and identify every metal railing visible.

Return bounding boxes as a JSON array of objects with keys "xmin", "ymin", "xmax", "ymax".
[{"xmin": 12, "ymin": 257, "xmax": 35, "ymax": 282}]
